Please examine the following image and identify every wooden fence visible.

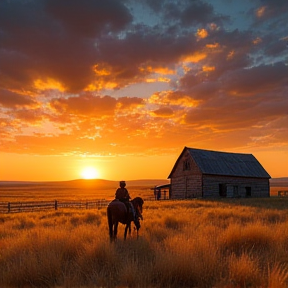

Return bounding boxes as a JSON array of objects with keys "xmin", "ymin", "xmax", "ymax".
[{"xmin": 0, "ymin": 199, "xmax": 110, "ymax": 213}]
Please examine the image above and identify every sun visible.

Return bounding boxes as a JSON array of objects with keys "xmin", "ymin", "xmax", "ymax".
[{"xmin": 81, "ymin": 167, "xmax": 99, "ymax": 179}]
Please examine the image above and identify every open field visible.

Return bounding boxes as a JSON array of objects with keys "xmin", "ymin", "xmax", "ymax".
[
  {"xmin": 2, "ymin": 197, "xmax": 288, "ymax": 287},
  {"xmin": 0, "ymin": 179, "xmax": 168, "ymax": 202},
  {"xmin": 1, "ymin": 178, "xmax": 288, "ymax": 287}
]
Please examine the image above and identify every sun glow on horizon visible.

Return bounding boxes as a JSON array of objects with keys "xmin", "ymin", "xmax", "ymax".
[{"xmin": 80, "ymin": 167, "xmax": 99, "ymax": 179}]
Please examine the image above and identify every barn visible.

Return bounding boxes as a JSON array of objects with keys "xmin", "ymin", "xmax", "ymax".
[{"xmin": 167, "ymin": 147, "xmax": 271, "ymax": 198}]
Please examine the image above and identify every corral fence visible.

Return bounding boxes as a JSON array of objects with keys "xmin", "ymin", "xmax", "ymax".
[
  {"xmin": 0, "ymin": 199, "xmax": 110, "ymax": 214},
  {"xmin": 0, "ymin": 197, "xmax": 157, "ymax": 214}
]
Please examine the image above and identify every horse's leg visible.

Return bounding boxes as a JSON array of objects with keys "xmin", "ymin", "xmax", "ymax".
[
  {"xmin": 124, "ymin": 222, "xmax": 132, "ymax": 240},
  {"xmin": 109, "ymin": 224, "xmax": 113, "ymax": 242},
  {"xmin": 124, "ymin": 223, "xmax": 129, "ymax": 240},
  {"xmin": 107, "ymin": 208, "xmax": 114, "ymax": 241},
  {"xmin": 114, "ymin": 222, "xmax": 118, "ymax": 240}
]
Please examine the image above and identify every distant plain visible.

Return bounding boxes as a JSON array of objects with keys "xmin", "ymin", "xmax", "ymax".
[
  {"xmin": 0, "ymin": 177, "xmax": 287, "ymax": 202},
  {"xmin": 0, "ymin": 179, "xmax": 170, "ymax": 202}
]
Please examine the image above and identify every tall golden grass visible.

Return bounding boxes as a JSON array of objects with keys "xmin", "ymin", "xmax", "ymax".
[{"xmin": 1, "ymin": 198, "xmax": 288, "ymax": 287}]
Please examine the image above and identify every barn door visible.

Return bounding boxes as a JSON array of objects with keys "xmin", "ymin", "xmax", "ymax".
[
  {"xmin": 185, "ymin": 177, "xmax": 198, "ymax": 198},
  {"xmin": 219, "ymin": 184, "xmax": 227, "ymax": 197}
]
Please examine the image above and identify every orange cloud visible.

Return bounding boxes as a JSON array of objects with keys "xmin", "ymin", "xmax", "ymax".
[
  {"xmin": 93, "ymin": 64, "xmax": 111, "ymax": 76},
  {"xmin": 253, "ymin": 37, "xmax": 262, "ymax": 45},
  {"xmin": 202, "ymin": 66, "xmax": 215, "ymax": 72},
  {"xmin": 146, "ymin": 77, "xmax": 170, "ymax": 83},
  {"xmin": 149, "ymin": 91, "xmax": 199, "ymax": 108},
  {"xmin": 196, "ymin": 28, "xmax": 208, "ymax": 39},
  {"xmin": 206, "ymin": 43, "xmax": 220, "ymax": 49},
  {"xmin": 139, "ymin": 65, "xmax": 175, "ymax": 75},
  {"xmin": 84, "ymin": 81, "xmax": 118, "ymax": 91},
  {"xmin": 34, "ymin": 78, "xmax": 65, "ymax": 92},
  {"xmin": 182, "ymin": 52, "xmax": 207, "ymax": 63},
  {"xmin": 256, "ymin": 6, "xmax": 267, "ymax": 18},
  {"xmin": 154, "ymin": 67, "xmax": 175, "ymax": 75}
]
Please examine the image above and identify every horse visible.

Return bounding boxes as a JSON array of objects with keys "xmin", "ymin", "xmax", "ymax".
[{"xmin": 107, "ymin": 197, "xmax": 144, "ymax": 241}]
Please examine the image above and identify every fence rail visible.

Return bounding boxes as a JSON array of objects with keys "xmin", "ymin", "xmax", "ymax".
[{"xmin": 0, "ymin": 199, "xmax": 110, "ymax": 213}]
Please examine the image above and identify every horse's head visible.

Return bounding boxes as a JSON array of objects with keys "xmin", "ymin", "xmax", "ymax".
[{"xmin": 132, "ymin": 197, "xmax": 144, "ymax": 220}]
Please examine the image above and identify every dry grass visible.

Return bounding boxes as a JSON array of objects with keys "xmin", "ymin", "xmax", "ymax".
[{"xmin": 1, "ymin": 198, "xmax": 288, "ymax": 287}]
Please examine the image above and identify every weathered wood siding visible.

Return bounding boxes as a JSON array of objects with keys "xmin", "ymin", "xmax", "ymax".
[
  {"xmin": 202, "ymin": 175, "xmax": 270, "ymax": 197},
  {"xmin": 170, "ymin": 150, "xmax": 202, "ymax": 198}
]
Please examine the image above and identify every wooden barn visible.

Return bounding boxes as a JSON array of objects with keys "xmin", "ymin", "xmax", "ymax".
[{"xmin": 168, "ymin": 147, "xmax": 271, "ymax": 198}]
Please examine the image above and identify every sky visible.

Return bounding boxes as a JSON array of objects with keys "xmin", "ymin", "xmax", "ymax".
[{"xmin": 0, "ymin": 0, "xmax": 287, "ymax": 181}]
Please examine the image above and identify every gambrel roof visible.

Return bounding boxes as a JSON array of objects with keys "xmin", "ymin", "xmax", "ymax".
[{"xmin": 168, "ymin": 147, "xmax": 271, "ymax": 179}]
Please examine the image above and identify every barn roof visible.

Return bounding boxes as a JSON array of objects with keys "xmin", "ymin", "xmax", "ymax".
[{"xmin": 168, "ymin": 147, "xmax": 271, "ymax": 179}]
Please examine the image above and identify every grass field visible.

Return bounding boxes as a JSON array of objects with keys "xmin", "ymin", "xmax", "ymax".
[
  {"xmin": 1, "ymin": 198, "xmax": 288, "ymax": 287},
  {"xmin": 1, "ymin": 180, "xmax": 288, "ymax": 287}
]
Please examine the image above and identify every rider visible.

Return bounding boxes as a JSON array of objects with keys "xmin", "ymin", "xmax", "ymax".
[{"xmin": 115, "ymin": 181, "xmax": 135, "ymax": 220}]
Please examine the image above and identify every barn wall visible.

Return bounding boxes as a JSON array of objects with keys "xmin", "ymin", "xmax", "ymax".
[
  {"xmin": 170, "ymin": 150, "xmax": 202, "ymax": 199},
  {"xmin": 202, "ymin": 175, "xmax": 270, "ymax": 197}
]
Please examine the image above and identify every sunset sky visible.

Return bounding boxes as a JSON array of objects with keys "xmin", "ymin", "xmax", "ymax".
[{"xmin": 0, "ymin": 0, "xmax": 287, "ymax": 181}]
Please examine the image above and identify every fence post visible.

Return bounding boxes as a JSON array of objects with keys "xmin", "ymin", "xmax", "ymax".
[
  {"xmin": 8, "ymin": 202, "xmax": 10, "ymax": 213},
  {"xmin": 55, "ymin": 200, "xmax": 58, "ymax": 210}
]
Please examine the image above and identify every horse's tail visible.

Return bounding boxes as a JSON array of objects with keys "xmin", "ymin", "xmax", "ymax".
[{"xmin": 107, "ymin": 206, "xmax": 113, "ymax": 240}]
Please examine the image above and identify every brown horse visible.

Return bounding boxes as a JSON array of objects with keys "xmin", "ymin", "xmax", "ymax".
[{"xmin": 107, "ymin": 197, "xmax": 144, "ymax": 241}]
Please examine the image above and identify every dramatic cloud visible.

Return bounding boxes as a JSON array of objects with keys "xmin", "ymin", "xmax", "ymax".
[{"xmin": 0, "ymin": 0, "xmax": 287, "ymax": 180}]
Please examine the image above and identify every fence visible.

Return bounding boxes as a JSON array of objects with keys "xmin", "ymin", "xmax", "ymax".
[{"xmin": 0, "ymin": 199, "xmax": 110, "ymax": 213}]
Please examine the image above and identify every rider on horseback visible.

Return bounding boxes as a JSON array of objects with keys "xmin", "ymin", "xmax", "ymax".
[{"xmin": 115, "ymin": 181, "xmax": 136, "ymax": 221}]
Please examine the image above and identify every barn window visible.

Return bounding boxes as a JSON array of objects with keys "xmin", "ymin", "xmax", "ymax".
[{"xmin": 183, "ymin": 159, "xmax": 191, "ymax": 171}]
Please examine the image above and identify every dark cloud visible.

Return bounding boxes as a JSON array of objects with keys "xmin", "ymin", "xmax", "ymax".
[
  {"xmin": 179, "ymin": 1, "xmax": 229, "ymax": 26},
  {"xmin": 184, "ymin": 92, "xmax": 287, "ymax": 130},
  {"xmin": 141, "ymin": 0, "xmax": 165, "ymax": 12},
  {"xmin": 45, "ymin": 0, "xmax": 133, "ymax": 37},
  {"xmin": 117, "ymin": 96, "xmax": 145, "ymax": 109},
  {"xmin": 153, "ymin": 106, "xmax": 174, "ymax": 117},
  {"xmin": 221, "ymin": 62, "xmax": 288, "ymax": 96},
  {"xmin": 0, "ymin": 0, "xmax": 263, "ymax": 94},
  {"xmin": 148, "ymin": 0, "xmax": 230, "ymax": 28},
  {"xmin": 50, "ymin": 94, "xmax": 117, "ymax": 117},
  {"xmin": 0, "ymin": 0, "xmax": 133, "ymax": 93},
  {"xmin": 188, "ymin": 82, "xmax": 220, "ymax": 100},
  {"xmin": 0, "ymin": 0, "xmax": 99, "ymax": 93},
  {"xmin": 0, "ymin": 89, "xmax": 37, "ymax": 108},
  {"xmin": 90, "ymin": 26, "xmax": 198, "ymax": 89},
  {"xmin": 14, "ymin": 108, "xmax": 45, "ymax": 124}
]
